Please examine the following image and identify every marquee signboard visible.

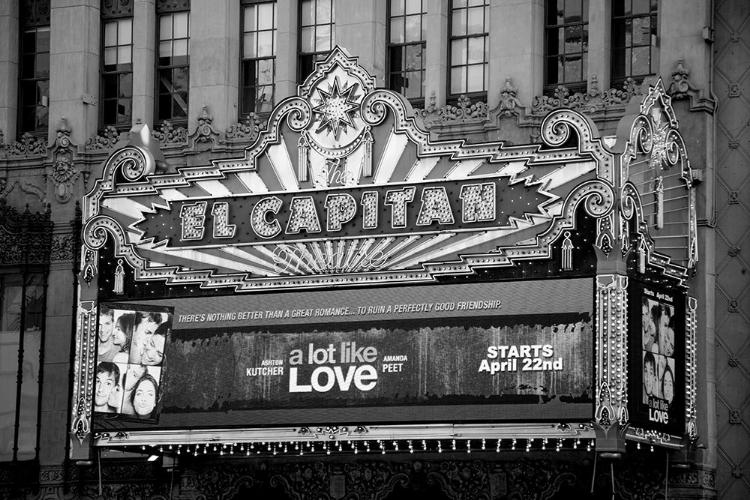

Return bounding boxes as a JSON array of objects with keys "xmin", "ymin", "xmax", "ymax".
[
  {"xmin": 94, "ymin": 279, "xmax": 594, "ymax": 430},
  {"xmin": 72, "ymin": 48, "xmax": 701, "ymax": 452},
  {"xmin": 80, "ymin": 48, "xmax": 615, "ymax": 292}
]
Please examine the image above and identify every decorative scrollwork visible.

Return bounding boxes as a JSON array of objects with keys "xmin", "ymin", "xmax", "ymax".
[
  {"xmin": 361, "ymin": 89, "xmax": 399, "ymax": 127},
  {"xmin": 281, "ymin": 98, "xmax": 313, "ymax": 132},
  {"xmin": 539, "ymin": 109, "xmax": 597, "ymax": 152},
  {"xmin": 110, "ymin": 146, "xmax": 151, "ymax": 182}
]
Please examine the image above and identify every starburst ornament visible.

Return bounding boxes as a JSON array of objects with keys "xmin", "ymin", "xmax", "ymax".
[{"xmin": 312, "ymin": 77, "xmax": 360, "ymax": 139}]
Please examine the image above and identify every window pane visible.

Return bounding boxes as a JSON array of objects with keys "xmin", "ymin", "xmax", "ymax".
[
  {"xmin": 565, "ymin": 25, "xmax": 582, "ymax": 53},
  {"xmin": 245, "ymin": 5, "xmax": 257, "ymax": 31},
  {"xmin": 159, "ymin": 41, "xmax": 172, "ymax": 61},
  {"xmin": 454, "ymin": 0, "xmax": 467, "ymax": 8},
  {"xmin": 391, "ymin": 0, "xmax": 404, "ymax": 16},
  {"xmin": 405, "ymin": 0, "xmax": 421, "ymax": 15},
  {"xmin": 159, "ymin": 15, "xmax": 172, "ymax": 40},
  {"xmin": 258, "ymin": 3, "xmax": 274, "ymax": 30},
  {"xmin": 243, "ymin": 59, "xmax": 257, "ymax": 87},
  {"xmin": 118, "ymin": 46, "xmax": 132, "ymax": 65},
  {"xmin": 632, "ymin": 16, "xmax": 650, "ymax": 46},
  {"xmin": 451, "ymin": 38, "xmax": 467, "ymax": 66},
  {"xmin": 37, "ymin": 28, "xmax": 50, "ymax": 52},
  {"xmin": 120, "ymin": 19, "xmax": 132, "ymax": 45},
  {"xmin": 23, "ymin": 30, "xmax": 36, "ymax": 54},
  {"xmin": 158, "ymin": 94, "xmax": 172, "ymax": 120},
  {"xmin": 173, "ymin": 39, "xmax": 189, "ymax": 60},
  {"xmin": 104, "ymin": 22, "xmax": 118, "ymax": 46},
  {"xmin": 564, "ymin": 54, "xmax": 582, "ymax": 81},
  {"xmin": 405, "ymin": 44, "xmax": 423, "ymax": 71},
  {"xmin": 36, "ymin": 53, "xmax": 49, "ymax": 78},
  {"xmin": 103, "ymin": 98, "xmax": 117, "ymax": 124},
  {"xmin": 390, "ymin": 45, "xmax": 403, "ymax": 71},
  {"xmin": 317, "ymin": 0, "xmax": 332, "ymax": 23},
  {"xmin": 244, "ymin": 32, "xmax": 257, "ymax": 58},
  {"xmin": 632, "ymin": 46, "xmax": 649, "ymax": 75},
  {"xmin": 316, "ymin": 25, "xmax": 331, "ymax": 51},
  {"xmin": 22, "ymin": 54, "xmax": 35, "ymax": 78},
  {"xmin": 158, "ymin": 69, "xmax": 172, "ymax": 95},
  {"xmin": 452, "ymin": 9, "xmax": 466, "ymax": 36},
  {"xmin": 466, "ymin": 64, "xmax": 484, "ymax": 92},
  {"xmin": 301, "ymin": 0, "xmax": 314, "ymax": 26},
  {"xmin": 450, "ymin": 67, "xmax": 465, "ymax": 94},
  {"xmin": 173, "ymin": 95, "xmax": 188, "ymax": 118},
  {"xmin": 257, "ymin": 85, "xmax": 274, "ymax": 112},
  {"xmin": 173, "ymin": 67, "xmax": 189, "ymax": 92},
  {"xmin": 173, "ymin": 12, "xmax": 189, "ymax": 38},
  {"xmin": 567, "ymin": 0, "xmax": 582, "ymax": 21},
  {"xmin": 103, "ymin": 74, "xmax": 118, "ymax": 98},
  {"xmin": 258, "ymin": 58, "xmax": 274, "ymax": 85},
  {"xmin": 633, "ymin": 0, "xmax": 650, "ymax": 14},
  {"xmin": 405, "ymin": 15, "xmax": 421, "ymax": 42},
  {"xmin": 612, "ymin": 20, "xmax": 626, "ymax": 49},
  {"xmin": 404, "ymin": 70, "xmax": 422, "ymax": 98},
  {"xmin": 300, "ymin": 26, "xmax": 314, "ymax": 52},
  {"xmin": 257, "ymin": 31, "xmax": 273, "ymax": 57},
  {"xmin": 390, "ymin": 17, "xmax": 404, "ymax": 43},
  {"xmin": 467, "ymin": 36, "xmax": 484, "ymax": 64},
  {"xmin": 120, "ymin": 73, "xmax": 133, "ymax": 97},
  {"xmin": 467, "ymin": 6, "xmax": 484, "ymax": 34}
]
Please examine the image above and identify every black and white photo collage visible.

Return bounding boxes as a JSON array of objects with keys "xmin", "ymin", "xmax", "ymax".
[
  {"xmin": 641, "ymin": 296, "xmax": 676, "ymax": 406},
  {"xmin": 94, "ymin": 304, "xmax": 172, "ymax": 422}
]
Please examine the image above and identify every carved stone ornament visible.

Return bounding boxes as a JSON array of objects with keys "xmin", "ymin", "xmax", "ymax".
[
  {"xmin": 51, "ymin": 233, "xmax": 77, "ymax": 261},
  {"xmin": 5, "ymin": 131, "xmax": 47, "ymax": 157},
  {"xmin": 85, "ymin": 125, "xmax": 121, "ymax": 150},
  {"xmin": 494, "ymin": 78, "xmax": 522, "ymax": 118},
  {"xmin": 667, "ymin": 60, "xmax": 699, "ymax": 100},
  {"xmin": 532, "ymin": 77, "xmax": 640, "ymax": 114},
  {"xmin": 417, "ymin": 92, "xmax": 489, "ymax": 126},
  {"xmin": 152, "ymin": 120, "xmax": 188, "ymax": 146},
  {"xmin": 49, "ymin": 117, "xmax": 80, "ymax": 203},
  {"xmin": 226, "ymin": 112, "xmax": 265, "ymax": 142},
  {"xmin": 189, "ymin": 104, "xmax": 219, "ymax": 145}
]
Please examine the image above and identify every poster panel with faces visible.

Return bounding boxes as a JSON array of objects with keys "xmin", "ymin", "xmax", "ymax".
[
  {"xmin": 93, "ymin": 303, "xmax": 173, "ymax": 423},
  {"xmin": 629, "ymin": 282, "xmax": 684, "ymax": 435}
]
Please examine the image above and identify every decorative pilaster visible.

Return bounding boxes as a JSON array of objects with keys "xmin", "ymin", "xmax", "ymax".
[
  {"xmin": 594, "ymin": 274, "xmax": 629, "ymax": 452},
  {"xmin": 69, "ymin": 299, "xmax": 96, "ymax": 448},
  {"xmin": 685, "ymin": 297, "xmax": 698, "ymax": 442}
]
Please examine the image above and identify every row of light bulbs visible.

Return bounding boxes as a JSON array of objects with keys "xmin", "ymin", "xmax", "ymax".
[{"xmin": 135, "ymin": 438, "xmax": 659, "ymax": 458}]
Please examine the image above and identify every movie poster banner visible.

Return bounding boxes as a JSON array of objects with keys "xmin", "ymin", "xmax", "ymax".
[
  {"xmin": 629, "ymin": 282, "xmax": 684, "ymax": 434},
  {"xmin": 94, "ymin": 303, "xmax": 173, "ymax": 423},
  {"xmin": 95, "ymin": 279, "xmax": 594, "ymax": 430}
]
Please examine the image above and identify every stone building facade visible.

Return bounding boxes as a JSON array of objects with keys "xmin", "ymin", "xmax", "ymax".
[{"xmin": 0, "ymin": 0, "xmax": 747, "ymax": 498}]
